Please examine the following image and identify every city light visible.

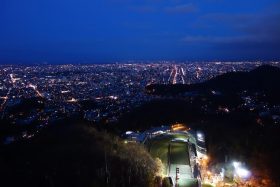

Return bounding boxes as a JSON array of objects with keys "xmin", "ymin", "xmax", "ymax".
[
  {"xmin": 197, "ymin": 132, "xmax": 205, "ymax": 142},
  {"xmin": 0, "ymin": 62, "xmax": 278, "ymax": 186},
  {"xmin": 171, "ymin": 123, "xmax": 189, "ymax": 131},
  {"xmin": 203, "ymin": 155, "xmax": 208, "ymax": 160},
  {"xmin": 232, "ymin": 161, "xmax": 251, "ymax": 179},
  {"xmin": 125, "ymin": 131, "xmax": 133, "ymax": 135},
  {"xmin": 236, "ymin": 167, "xmax": 251, "ymax": 179},
  {"xmin": 232, "ymin": 161, "xmax": 241, "ymax": 169}
]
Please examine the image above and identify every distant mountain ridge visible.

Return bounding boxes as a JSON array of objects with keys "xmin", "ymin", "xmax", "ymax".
[{"xmin": 146, "ymin": 65, "xmax": 280, "ymax": 95}]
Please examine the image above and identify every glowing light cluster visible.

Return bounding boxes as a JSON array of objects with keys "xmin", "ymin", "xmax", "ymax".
[{"xmin": 232, "ymin": 161, "xmax": 251, "ymax": 179}]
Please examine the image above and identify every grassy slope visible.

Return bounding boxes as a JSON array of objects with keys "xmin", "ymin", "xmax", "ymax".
[{"xmin": 170, "ymin": 142, "xmax": 189, "ymax": 165}]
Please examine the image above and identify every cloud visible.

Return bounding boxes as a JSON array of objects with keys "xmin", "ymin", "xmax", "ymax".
[
  {"xmin": 184, "ymin": 8, "xmax": 280, "ymax": 45},
  {"xmin": 182, "ymin": 35, "xmax": 260, "ymax": 44},
  {"xmin": 243, "ymin": 13, "xmax": 280, "ymax": 41},
  {"xmin": 181, "ymin": 8, "xmax": 280, "ymax": 60},
  {"xmin": 164, "ymin": 4, "xmax": 196, "ymax": 14}
]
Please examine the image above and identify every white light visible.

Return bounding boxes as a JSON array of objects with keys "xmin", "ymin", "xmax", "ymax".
[
  {"xmin": 203, "ymin": 155, "xmax": 208, "ymax": 160},
  {"xmin": 232, "ymin": 161, "xmax": 241, "ymax": 169},
  {"xmin": 236, "ymin": 167, "xmax": 251, "ymax": 179},
  {"xmin": 232, "ymin": 161, "xmax": 251, "ymax": 179},
  {"xmin": 197, "ymin": 132, "xmax": 205, "ymax": 142},
  {"xmin": 220, "ymin": 168, "xmax": 225, "ymax": 178}
]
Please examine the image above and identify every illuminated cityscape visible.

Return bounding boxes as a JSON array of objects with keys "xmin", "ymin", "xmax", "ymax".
[
  {"xmin": 1, "ymin": 61, "xmax": 280, "ymax": 187},
  {"xmin": 1, "ymin": 61, "xmax": 279, "ymax": 143},
  {"xmin": 1, "ymin": 0, "xmax": 280, "ymax": 186}
]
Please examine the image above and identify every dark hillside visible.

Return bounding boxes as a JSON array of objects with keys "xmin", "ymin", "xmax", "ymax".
[{"xmin": 146, "ymin": 65, "xmax": 280, "ymax": 95}]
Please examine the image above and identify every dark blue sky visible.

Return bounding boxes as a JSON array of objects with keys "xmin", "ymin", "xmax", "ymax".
[{"xmin": 0, "ymin": 0, "xmax": 280, "ymax": 63}]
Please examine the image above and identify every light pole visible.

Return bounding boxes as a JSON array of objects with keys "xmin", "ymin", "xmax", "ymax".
[{"xmin": 175, "ymin": 167, "xmax": 180, "ymax": 187}]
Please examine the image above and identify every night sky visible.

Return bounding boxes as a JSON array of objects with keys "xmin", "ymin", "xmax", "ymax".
[{"xmin": 0, "ymin": 0, "xmax": 280, "ymax": 63}]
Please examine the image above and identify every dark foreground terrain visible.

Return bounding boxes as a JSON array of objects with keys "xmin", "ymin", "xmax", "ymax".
[{"xmin": 0, "ymin": 118, "xmax": 161, "ymax": 187}]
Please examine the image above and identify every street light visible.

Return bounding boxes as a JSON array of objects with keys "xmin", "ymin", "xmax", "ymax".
[
  {"xmin": 232, "ymin": 161, "xmax": 251, "ymax": 179},
  {"xmin": 197, "ymin": 132, "xmax": 205, "ymax": 142},
  {"xmin": 232, "ymin": 161, "xmax": 241, "ymax": 169},
  {"xmin": 236, "ymin": 167, "xmax": 251, "ymax": 179}
]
